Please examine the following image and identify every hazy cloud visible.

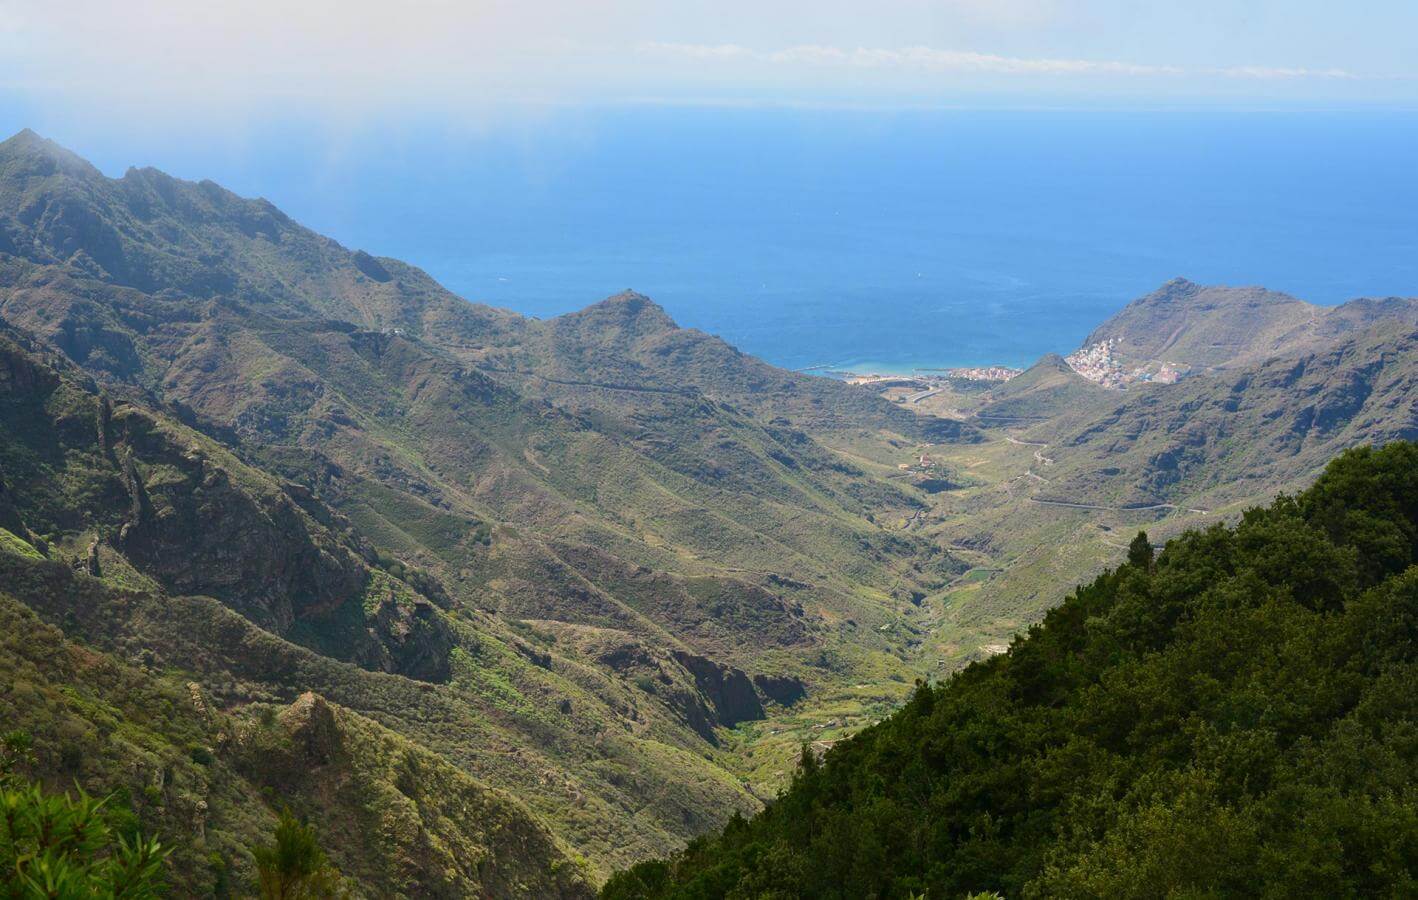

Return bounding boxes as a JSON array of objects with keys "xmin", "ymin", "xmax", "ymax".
[
  {"xmin": 0, "ymin": 0, "xmax": 1409, "ymax": 125},
  {"xmin": 1217, "ymin": 66, "xmax": 1357, "ymax": 80},
  {"xmin": 643, "ymin": 43, "xmax": 1189, "ymax": 77},
  {"xmin": 642, "ymin": 43, "xmax": 1368, "ymax": 82}
]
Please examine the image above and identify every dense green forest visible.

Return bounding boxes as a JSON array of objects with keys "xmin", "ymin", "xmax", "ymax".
[{"xmin": 606, "ymin": 443, "xmax": 1418, "ymax": 898}]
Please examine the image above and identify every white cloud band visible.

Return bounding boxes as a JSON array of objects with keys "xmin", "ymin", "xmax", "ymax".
[{"xmin": 641, "ymin": 42, "xmax": 1357, "ymax": 81}]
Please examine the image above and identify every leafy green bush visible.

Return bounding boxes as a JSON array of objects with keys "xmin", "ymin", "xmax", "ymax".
[
  {"xmin": 0, "ymin": 777, "xmax": 168, "ymax": 897},
  {"xmin": 0, "ymin": 731, "xmax": 35, "ymax": 777},
  {"xmin": 253, "ymin": 811, "xmax": 342, "ymax": 899}
]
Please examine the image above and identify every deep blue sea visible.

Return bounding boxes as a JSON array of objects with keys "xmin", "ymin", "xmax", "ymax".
[{"xmin": 57, "ymin": 108, "xmax": 1418, "ymax": 371}]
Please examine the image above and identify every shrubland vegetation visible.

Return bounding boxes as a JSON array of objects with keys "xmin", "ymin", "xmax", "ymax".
[
  {"xmin": 252, "ymin": 812, "xmax": 343, "ymax": 900},
  {"xmin": 606, "ymin": 443, "xmax": 1418, "ymax": 897},
  {"xmin": 3, "ymin": 128, "xmax": 1416, "ymax": 894},
  {"xmin": 0, "ymin": 128, "xmax": 971, "ymax": 880}
]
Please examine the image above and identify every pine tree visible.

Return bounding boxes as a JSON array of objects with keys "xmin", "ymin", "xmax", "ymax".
[{"xmin": 253, "ymin": 812, "xmax": 342, "ymax": 899}]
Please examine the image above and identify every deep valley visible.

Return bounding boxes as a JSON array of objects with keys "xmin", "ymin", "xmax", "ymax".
[{"xmin": 1, "ymin": 129, "xmax": 1415, "ymax": 897}]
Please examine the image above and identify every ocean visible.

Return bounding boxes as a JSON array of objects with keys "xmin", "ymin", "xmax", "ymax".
[{"xmin": 72, "ymin": 107, "xmax": 1418, "ymax": 372}]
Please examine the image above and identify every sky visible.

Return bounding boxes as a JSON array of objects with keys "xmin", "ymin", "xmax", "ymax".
[
  {"xmin": 4, "ymin": 2, "xmax": 1416, "ymax": 182},
  {"xmin": 2, "ymin": 0, "xmax": 1417, "ymax": 135},
  {"xmin": 0, "ymin": 1, "xmax": 1414, "ymax": 364}
]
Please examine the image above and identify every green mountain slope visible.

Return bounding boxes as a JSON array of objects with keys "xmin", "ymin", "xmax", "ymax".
[
  {"xmin": 1039, "ymin": 321, "xmax": 1418, "ymax": 507},
  {"xmin": 606, "ymin": 442, "xmax": 1418, "ymax": 898},
  {"xmin": 0, "ymin": 316, "xmax": 785, "ymax": 882},
  {"xmin": 9, "ymin": 127, "xmax": 1414, "ymax": 894},
  {"xmin": 465, "ymin": 290, "xmax": 979, "ymax": 442},
  {"xmin": 1079, "ymin": 276, "xmax": 1418, "ymax": 375},
  {"xmin": 900, "ymin": 288, "xmax": 1418, "ymax": 680},
  {"xmin": 974, "ymin": 353, "xmax": 1112, "ymax": 423},
  {"xmin": 0, "ymin": 129, "xmax": 961, "ymax": 657},
  {"xmin": 0, "ymin": 324, "xmax": 459, "ymax": 679},
  {"xmin": 0, "ymin": 580, "xmax": 595, "ymax": 898},
  {"xmin": 0, "ymin": 129, "xmax": 987, "ymax": 884}
]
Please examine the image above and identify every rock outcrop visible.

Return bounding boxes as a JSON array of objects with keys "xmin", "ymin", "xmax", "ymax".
[
  {"xmin": 753, "ymin": 673, "xmax": 807, "ymax": 707},
  {"xmin": 672, "ymin": 650, "xmax": 765, "ymax": 727},
  {"xmin": 0, "ymin": 326, "xmax": 456, "ymax": 682}
]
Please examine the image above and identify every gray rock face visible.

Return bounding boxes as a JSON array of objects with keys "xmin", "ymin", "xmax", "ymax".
[
  {"xmin": 0, "ymin": 328, "xmax": 456, "ymax": 682},
  {"xmin": 753, "ymin": 673, "xmax": 807, "ymax": 707},
  {"xmin": 278, "ymin": 691, "xmax": 342, "ymax": 766},
  {"xmin": 673, "ymin": 650, "xmax": 765, "ymax": 727}
]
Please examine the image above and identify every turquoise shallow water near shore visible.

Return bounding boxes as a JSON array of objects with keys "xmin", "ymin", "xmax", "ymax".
[{"xmin": 39, "ymin": 108, "xmax": 1418, "ymax": 371}]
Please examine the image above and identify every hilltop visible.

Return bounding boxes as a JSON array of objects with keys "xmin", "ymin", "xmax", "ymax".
[
  {"xmin": 973, "ymin": 352, "xmax": 1113, "ymax": 423},
  {"xmin": 465, "ymin": 291, "xmax": 979, "ymax": 442},
  {"xmin": 1073, "ymin": 277, "xmax": 1418, "ymax": 383}
]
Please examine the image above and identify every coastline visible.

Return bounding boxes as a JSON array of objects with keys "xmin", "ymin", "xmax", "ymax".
[{"xmin": 805, "ymin": 359, "xmax": 1029, "ymax": 380}]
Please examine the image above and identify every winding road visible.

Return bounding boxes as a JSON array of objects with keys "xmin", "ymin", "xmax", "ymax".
[
  {"xmin": 1006, "ymin": 435, "xmax": 1054, "ymax": 466},
  {"xmin": 1028, "ymin": 497, "xmax": 1209, "ymax": 514},
  {"xmin": 1004, "ymin": 435, "xmax": 1209, "ymax": 515}
]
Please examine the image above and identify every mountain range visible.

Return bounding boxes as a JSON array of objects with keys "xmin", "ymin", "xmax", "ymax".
[
  {"xmin": 0, "ymin": 128, "xmax": 981, "ymax": 893},
  {"xmin": 1, "ymin": 128, "xmax": 1414, "ymax": 896}
]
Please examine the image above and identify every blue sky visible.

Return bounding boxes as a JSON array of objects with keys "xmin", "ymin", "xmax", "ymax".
[
  {"xmin": 1, "ymin": 3, "xmax": 1414, "ymax": 363},
  {"xmin": 5, "ymin": 1, "xmax": 1416, "ymax": 190},
  {"xmin": 2, "ymin": 0, "xmax": 1416, "ymax": 135}
]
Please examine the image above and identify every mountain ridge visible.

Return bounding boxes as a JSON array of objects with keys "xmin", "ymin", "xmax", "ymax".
[
  {"xmin": 0, "ymin": 129, "xmax": 970, "ymax": 443},
  {"xmin": 1040, "ymin": 319, "xmax": 1418, "ymax": 507},
  {"xmin": 1078, "ymin": 276, "xmax": 1418, "ymax": 379},
  {"xmin": 4, "ymin": 129, "xmax": 1415, "ymax": 895},
  {"xmin": 0, "ymin": 130, "xmax": 982, "ymax": 888}
]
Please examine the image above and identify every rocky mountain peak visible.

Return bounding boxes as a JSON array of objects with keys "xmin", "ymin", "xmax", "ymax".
[
  {"xmin": 278, "ymin": 692, "xmax": 343, "ymax": 766},
  {"xmin": 591, "ymin": 289, "xmax": 678, "ymax": 326},
  {"xmin": 0, "ymin": 129, "xmax": 103, "ymax": 180}
]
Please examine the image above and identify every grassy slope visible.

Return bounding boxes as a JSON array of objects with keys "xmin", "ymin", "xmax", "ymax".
[
  {"xmin": 0, "ymin": 586, "xmax": 595, "ymax": 898},
  {"xmin": 0, "ymin": 130, "xmax": 987, "ymax": 877},
  {"xmin": 833, "ymin": 291, "xmax": 1418, "ymax": 679},
  {"xmin": 607, "ymin": 442, "xmax": 1418, "ymax": 898},
  {"xmin": 0, "ymin": 130, "xmax": 961, "ymax": 666},
  {"xmin": 1079, "ymin": 278, "xmax": 1321, "ymax": 371},
  {"xmin": 973, "ymin": 353, "xmax": 1113, "ymax": 423},
  {"xmin": 1080, "ymin": 276, "xmax": 1418, "ymax": 375},
  {"xmin": 0, "ymin": 325, "xmax": 779, "ymax": 879}
]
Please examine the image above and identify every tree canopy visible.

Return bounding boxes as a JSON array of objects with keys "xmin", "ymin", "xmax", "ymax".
[{"xmin": 606, "ymin": 443, "xmax": 1418, "ymax": 899}]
